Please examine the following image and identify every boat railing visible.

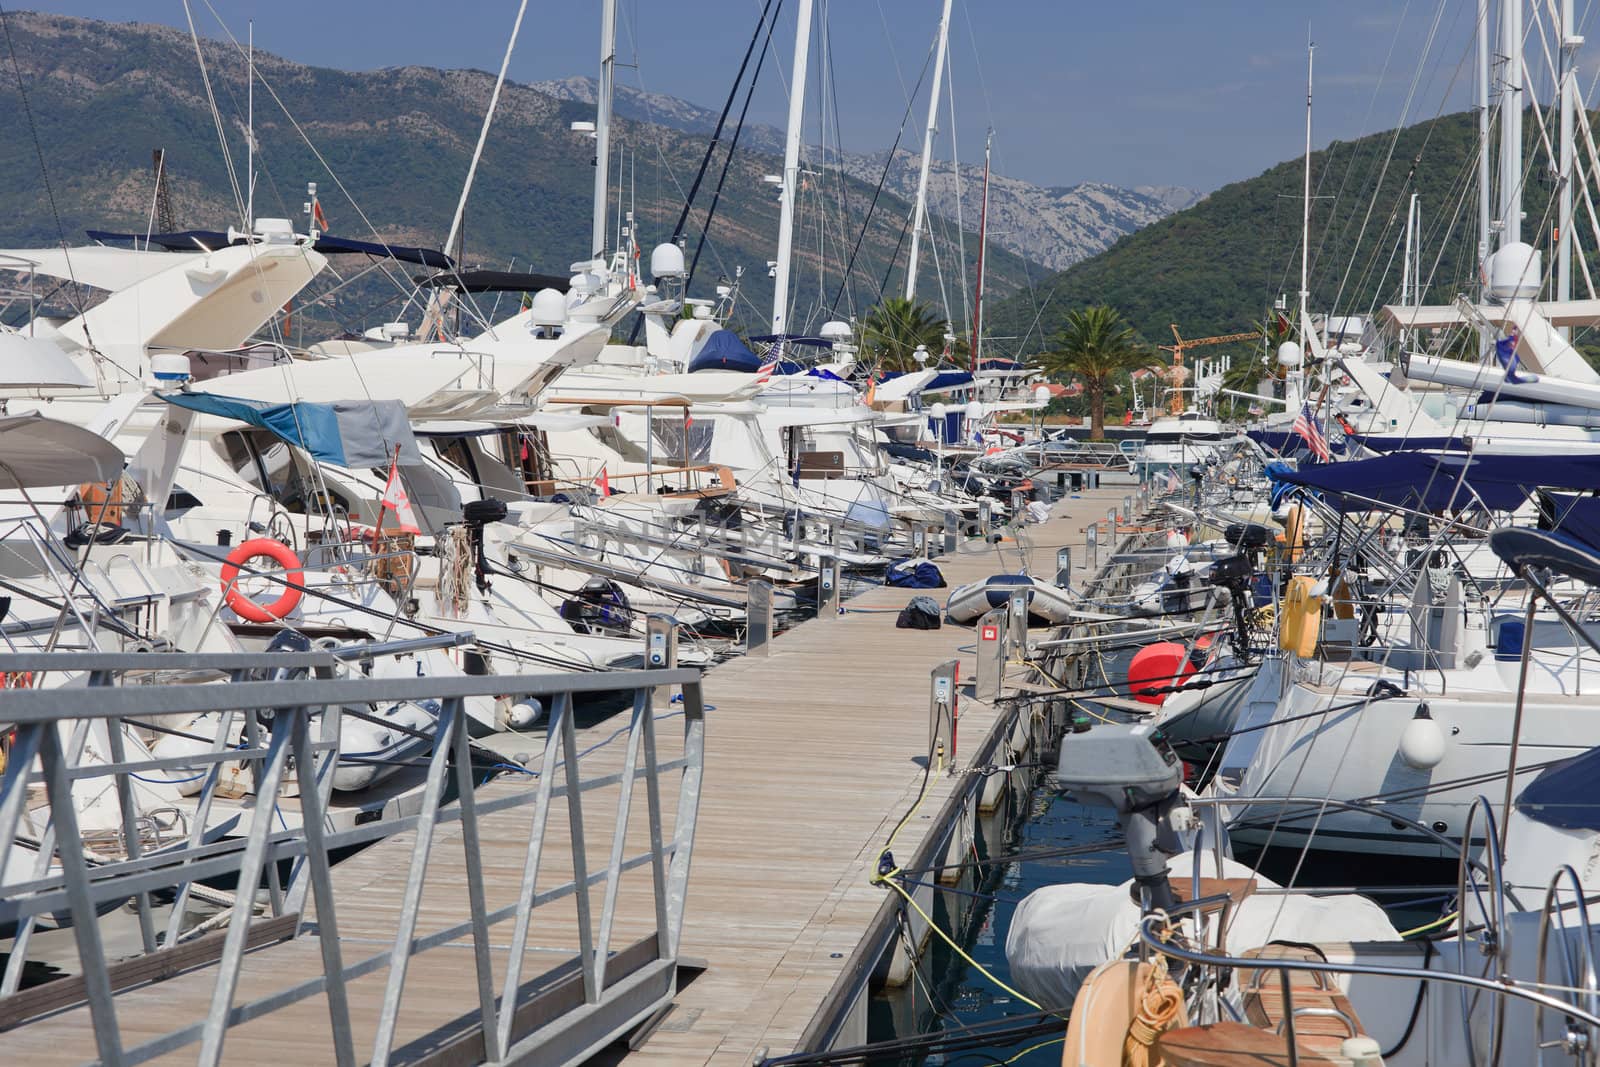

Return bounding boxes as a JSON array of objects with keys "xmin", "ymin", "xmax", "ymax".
[{"xmin": 0, "ymin": 646, "xmax": 707, "ymax": 1067}]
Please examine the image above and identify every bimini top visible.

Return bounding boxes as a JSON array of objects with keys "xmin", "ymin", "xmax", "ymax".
[
  {"xmin": 0, "ymin": 413, "xmax": 124, "ymax": 490},
  {"xmin": 1489, "ymin": 526, "xmax": 1600, "ymax": 587},
  {"xmin": 87, "ymin": 229, "xmax": 453, "ymax": 269},
  {"xmin": 1279, "ymin": 451, "xmax": 1600, "ymax": 513}
]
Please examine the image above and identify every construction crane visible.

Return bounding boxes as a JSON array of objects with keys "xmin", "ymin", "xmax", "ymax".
[{"xmin": 1156, "ymin": 324, "xmax": 1260, "ymax": 414}]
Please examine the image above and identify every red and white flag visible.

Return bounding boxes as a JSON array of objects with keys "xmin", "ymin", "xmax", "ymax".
[
  {"xmin": 379, "ymin": 454, "xmax": 420, "ymax": 533},
  {"xmin": 311, "ymin": 196, "xmax": 330, "ymax": 233},
  {"xmin": 594, "ymin": 465, "xmax": 612, "ymax": 498},
  {"xmin": 755, "ymin": 359, "xmax": 778, "ymax": 384}
]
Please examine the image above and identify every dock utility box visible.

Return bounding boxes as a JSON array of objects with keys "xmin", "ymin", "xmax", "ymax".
[{"xmin": 794, "ymin": 451, "xmax": 846, "ymax": 479}]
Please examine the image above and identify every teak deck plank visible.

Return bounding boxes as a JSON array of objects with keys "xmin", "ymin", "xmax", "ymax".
[{"xmin": 3, "ymin": 489, "xmax": 1124, "ymax": 1065}]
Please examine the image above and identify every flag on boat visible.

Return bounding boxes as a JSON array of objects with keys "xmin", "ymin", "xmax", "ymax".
[
  {"xmin": 312, "ymin": 196, "xmax": 330, "ymax": 233},
  {"xmin": 379, "ymin": 450, "xmax": 420, "ymax": 533},
  {"xmin": 755, "ymin": 359, "xmax": 778, "ymax": 384},
  {"xmin": 1494, "ymin": 329, "xmax": 1527, "ymax": 384},
  {"xmin": 594, "ymin": 465, "xmax": 611, "ymax": 498},
  {"xmin": 1291, "ymin": 402, "xmax": 1331, "ymax": 462}
]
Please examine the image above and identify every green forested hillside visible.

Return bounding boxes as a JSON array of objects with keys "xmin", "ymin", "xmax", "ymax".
[
  {"xmin": 0, "ymin": 11, "xmax": 1047, "ymax": 342},
  {"xmin": 988, "ymin": 110, "xmax": 1565, "ymax": 352}
]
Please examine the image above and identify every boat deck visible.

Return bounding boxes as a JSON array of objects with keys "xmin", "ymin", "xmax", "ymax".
[{"xmin": 5, "ymin": 489, "xmax": 1121, "ymax": 1066}]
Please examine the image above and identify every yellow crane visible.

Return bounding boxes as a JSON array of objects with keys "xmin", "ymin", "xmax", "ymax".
[{"xmin": 1156, "ymin": 325, "xmax": 1261, "ymax": 414}]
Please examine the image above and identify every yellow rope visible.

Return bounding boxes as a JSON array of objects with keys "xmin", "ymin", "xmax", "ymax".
[
  {"xmin": 1000, "ymin": 1036, "xmax": 1066, "ymax": 1064},
  {"xmin": 1398, "ymin": 910, "xmax": 1458, "ymax": 939},
  {"xmin": 1122, "ymin": 963, "xmax": 1185, "ymax": 1067},
  {"xmin": 876, "ymin": 871, "xmax": 1051, "ymax": 1013}
]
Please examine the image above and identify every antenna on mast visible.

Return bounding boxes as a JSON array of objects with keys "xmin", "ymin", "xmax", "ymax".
[{"xmin": 246, "ymin": 20, "xmax": 254, "ymax": 232}]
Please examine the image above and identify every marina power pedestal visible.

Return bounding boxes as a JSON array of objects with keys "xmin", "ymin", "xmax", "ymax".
[
  {"xmin": 1055, "ymin": 547, "xmax": 1072, "ymax": 589},
  {"xmin": 1124, "ymin": 495, "xmax": 1135, "ymax": 524},
  {"xmin": 912, "ymin": 525, "xmax": 926, "ymax": 557},
  {"xmin": 1007, "ymin": 588, "xmax": 1030, "ymax": 650},
  {"xmin": 943, "ymin": 511, "xmax": 958, "ymax": 555},
  {"xmin": 746, "ymin": 579, "xmax": 773, "ymax": 657},
  {"xmin": 975, "ymin": 609, "xmax": 1006, "ymax": 702},
  {"xmin": 1086, "ymin": 523, "xmax": 1098, "ymax": 570},
  {"xmin": 1010, "ymin": 489, "xmax": 1026, "ymax": 519},
  {"xmin": 929, "ymin": 658, "xmax": 959, "ymax": 773},
  {"xmin": 977, "ymin": 498, "xmax": 992, "ymax": 533},
  {"xmin": 645, "ymin": 613, "xmax": 678, "ymax": 670},
  {"xmin": 817, "ymin": 554, "xmax": 839, "ymax": 619}
]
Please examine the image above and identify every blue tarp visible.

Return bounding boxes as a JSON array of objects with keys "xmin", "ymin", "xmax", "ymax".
[
  {"xmin": 1544, "ymin": 494, "xmax": 1600, "ymax": 553},
  {"xmin": 687, "ymin": 329, "xmax": 763, "ymax": 373},
  {"xmin": 163, "ymin": 393, "xmax": 420, "ymax": 468},
  {"xmin": 886, "ymin": 558, "xmax": 947, "ymax": 589},
  {"xmin": 1279, "ymin": 452, "xmax": 1600, "ymax": 513}
]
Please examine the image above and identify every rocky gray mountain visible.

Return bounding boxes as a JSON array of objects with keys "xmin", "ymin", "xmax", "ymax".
[{"xmin": 534, "ymin": 76, "xmax": 1202, "ymax": 272}]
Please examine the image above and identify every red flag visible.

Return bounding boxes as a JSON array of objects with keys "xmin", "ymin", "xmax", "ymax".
[
  {"xmin": 1123, "ymin": 409, "xmax": 1134, "ymax": 426},
  {"xmin": 594, "ymin": 465, "xmax": 611, "ymax": 498},
  {"xmin": 379, "ymin": 453, "xmax": 420, "ymax": 533},
  {"xmin": 312, "ymin": 197, "xmax": 330, "ymax": 232}
]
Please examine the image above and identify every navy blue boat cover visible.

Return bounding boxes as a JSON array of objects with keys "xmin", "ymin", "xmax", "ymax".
[
  {"xmin": 1279, "ymin": 451, "xmax": 1600, "ymax": 513},
  {"xmin": 687, "ymin": 329, "xmax": 763, "ymax": 374}
]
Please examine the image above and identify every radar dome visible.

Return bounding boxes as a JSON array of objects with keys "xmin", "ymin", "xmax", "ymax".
[
  {"xmin": 819, "ymin": 320, "xmax": 853, "ymax": 342},
  {"xmin": 649, "ymin": 242, "xmax": 686, "ymax": 280},
  {"xmin": 529, "ymin": 288, "xmax": 568, "ymax": 327},
  {"xmin": 1486, "ymin": 242, "xmax": 1541, "ymax": 301},
  {"xmin": 1277, "ymin": 341, "xmax": 1303, "ymax": 368}
]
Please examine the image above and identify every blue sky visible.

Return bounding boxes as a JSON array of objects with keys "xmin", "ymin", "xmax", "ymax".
[{"xmin": 17, "ymin": 2, "xmax": 1536, "ymax": 193}]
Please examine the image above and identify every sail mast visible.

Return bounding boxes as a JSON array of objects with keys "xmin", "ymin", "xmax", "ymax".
[
  {"xmin": 246, "ymin": 21, "xmax": 253, "ymax": 231},
  {"xmin": 971, "ymin": 130, "xmax": 992, "ymax": 373},
  {"xmin": 1500, "ymin": 0, "xmax": 1522, "ymax": 248},
  {"xmin": 905, "ymin": 0, "xmax": 954, "ymax": 301},
  {"xmin": 592, "ymin": 0, "xmax": 617, "ymax": 260},
  {"xmin": 771, "ymin": 0, "xmax": 815, "ymax": 335},
  {"xmin": 1559, "ymin": 0, "xmax": 1578, "ymax": 305},
  {"xmin": 1298, "ymin": 40, "xmax": 1314, "ymax": 342}
]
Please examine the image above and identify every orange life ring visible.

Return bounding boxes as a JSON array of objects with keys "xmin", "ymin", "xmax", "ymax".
[{"xmin": 220, "ymin": 538, "xmax": 304, "ymax": 623}]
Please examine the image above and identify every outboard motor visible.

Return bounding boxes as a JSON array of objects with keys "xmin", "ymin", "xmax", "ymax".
[
  {"xmin": 1208, "ymin": 523, "xmax": 1272, "ymax": 660},
  {"xmin": 1056, "ymin": 723, "xmax": 1187, "ymax": 916},
  {"xmin": 461, "ymin": 498, "xmax": 509, "ymax": 593}
]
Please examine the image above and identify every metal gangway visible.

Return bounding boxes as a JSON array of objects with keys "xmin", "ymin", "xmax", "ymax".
[{"xmin": 0, "ymin": 646, "xmax": 705, "ymax": 1066}]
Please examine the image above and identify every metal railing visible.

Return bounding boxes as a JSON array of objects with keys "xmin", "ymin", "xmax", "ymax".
[{"xmin": 0, "ymin": 647, "xmax": 705, "ymax": 1067}]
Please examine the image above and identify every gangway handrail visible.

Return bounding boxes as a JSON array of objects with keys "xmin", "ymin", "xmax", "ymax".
[{"xmin": 0, "ymin": 653, "xmax": 706, "ymax": 1067}]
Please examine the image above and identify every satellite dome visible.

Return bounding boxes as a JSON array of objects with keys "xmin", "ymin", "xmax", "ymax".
[
  {"xmin": 529, "ymin": 288, "xmax": 568, "ymax": 327},
  {"xmin": 1486, "ymin": 242, "xmax": 1541, "ymax": 301},
  {"xmin": 819, "ymin": 320, "xmax": 852, "ymax": 342},
  {"xmin": 1277, "ymin": 341, "xmax": 1303, "ymax": 368},
  {"xmin": 650, "ymin": 242, "xmax": 686, "ymax": 280}
]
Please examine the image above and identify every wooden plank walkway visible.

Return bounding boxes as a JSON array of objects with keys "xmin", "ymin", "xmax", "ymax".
[{"xmin": 6, "ymin": 488, "xmax": 1122, "ymax": 1066}]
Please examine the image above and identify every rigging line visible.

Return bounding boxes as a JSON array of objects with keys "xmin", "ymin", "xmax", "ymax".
[
  {"xmin": 1322, "ymin": 0, "xmax": 1453, "ymax": 325},
  {"xmin": 823, "ymin": 12, "xmax": 859, "ymax": 319},
  {"xmin": 826, "ymin": 46, "xmax": 935, "ymax": 317},
  {"xmin": 195, "ymin": 0, "xmax": 419, "ymax": 306},
  {"xmin": 0, "ymin": 3, "xmax": 93, "ymax": 338},
  {"xmin": 1329, "ymin": 14, "xmax": 1475, "ymax": 336},
  {"xmin": 180, "ymin": 0, "xmax": 248, "ymax": 229},
  {"xmin": 685, "ymin": 2, "xmax": 781, "ymax": 296},
  {"xmin": 1307, "ymin": 0, "xmax": 1415, "ymax": 280}
]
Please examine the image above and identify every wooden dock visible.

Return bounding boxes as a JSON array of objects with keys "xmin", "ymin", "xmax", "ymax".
[{"xmin": 6, "ymin": 488, "xmax": 1124, "ymax": 1065}]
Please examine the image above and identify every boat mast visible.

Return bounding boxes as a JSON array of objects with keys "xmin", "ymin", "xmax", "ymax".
[
  {"xmin": 904, "ymin": 0, "xmax": 954, "ymax": 302},
  {"xmin": 771, "ymin": 0, "xmax": 815, "ymax": 336},
  {"xmin": 1500, "ymin": 0, "xmax": 1523, "ymax": 248},
  {"xmin": 246, "ymin": 21, "xmax": 253, "ymax": 231},
  {"xmin": 1298, "ymin": 41, "xmax": 1314, "ymax": 347},
  {"xmin": 1559, "ymin": 0, "xmax": 1578, "ymax": 305},
  {"xmin": 971, "ymin": 129, "xmax": 992, "ymax": 373},
  {"xmin": 1477, "ymin": 0, "xmax": 1492, "ymax": 288},
  {"xmin": 592, "ymin": 0, "xmax": 617, "ymax": 260},
  {"xmin": 422, "ymin": 0, "xmax": 527, "ymax": 341}
]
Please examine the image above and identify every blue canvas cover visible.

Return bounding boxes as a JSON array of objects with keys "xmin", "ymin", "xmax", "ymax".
[
  {"xmin": 163, "ymin": 393, "xmax": 420, "ymax": 467},
  {"xmin": 1278, "ymin": 452, "xmax": 1600, "ymax": 513},
  {"xmin": 886, "ymin": 558, "xmax": 946, "ymax": 588},
  {"xmin": 687, "ymin": 330, "xmax": 763, "ymax": 373}
]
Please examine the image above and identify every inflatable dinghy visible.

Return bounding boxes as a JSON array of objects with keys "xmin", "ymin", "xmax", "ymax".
[{"xmin": 944, "ymin": 573, "xmax": 1073, "ymax": 626}]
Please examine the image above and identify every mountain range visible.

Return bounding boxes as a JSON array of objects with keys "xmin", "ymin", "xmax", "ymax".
[{"xmin": 535, "ymin": 75, "xmax": 1202, "ymax": 274}]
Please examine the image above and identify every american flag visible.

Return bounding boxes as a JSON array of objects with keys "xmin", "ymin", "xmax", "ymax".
[
  {"xmin": 755, "ymin": 359, "xmax": 778, "ymax": 383},
  {"xmin": 1292, "ymin": 401, "xmax": 1331, "ymax": 462}
]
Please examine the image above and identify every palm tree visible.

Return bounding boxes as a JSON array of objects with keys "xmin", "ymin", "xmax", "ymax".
[
  {"xmin": 860, "ymin": 297, "xmax": 949, "ymax": 371},
  {"xmin": 1039, "ymin": 305, "xmax": 1150, "ymax": 439}
]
